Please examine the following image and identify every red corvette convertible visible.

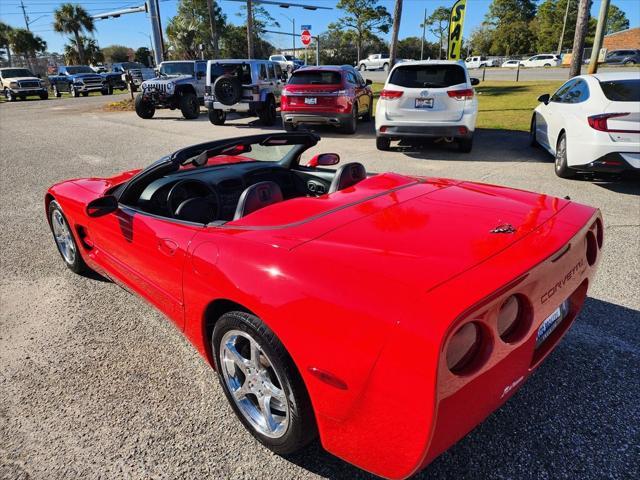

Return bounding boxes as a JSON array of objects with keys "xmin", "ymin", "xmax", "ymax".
[{"xmin": 46, "ymin": 132, "xmax": 603, "ymax": 479}]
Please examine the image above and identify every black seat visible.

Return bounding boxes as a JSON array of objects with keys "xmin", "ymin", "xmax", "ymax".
[
  {"xmin": 174, "ymin": 197, "xmax": 217, "ymax": 224},
  {"xmin": 233, "ymin": 181, "xmax": 283, "ymax": 220},
  {"xmin": 328, "ymin": 162, "xmax": 366, "ymax": 194}
]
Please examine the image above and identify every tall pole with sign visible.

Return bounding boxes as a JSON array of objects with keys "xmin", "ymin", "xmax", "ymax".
[
  {"xmin": 301, "ymin": 25, "xmax": 311, "ymax": 65},
  {"xmin": 447, "ymin": 0, "xmax": 467, "ymax": 60}
]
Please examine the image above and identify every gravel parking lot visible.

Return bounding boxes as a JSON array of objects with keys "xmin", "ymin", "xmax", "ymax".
[{"xmin": 1, "ymin": 95, "xmax": 639, "ymax": 480}]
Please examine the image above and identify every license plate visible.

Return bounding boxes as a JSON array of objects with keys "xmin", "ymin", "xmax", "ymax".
[
  {"xmin": 536, "ymin": 299, "xmax": 570, "ymax": 347},
  {"xmin": 304, "ymin": 97, "xmax": 317, "ymax": 105},
  {"xmin": 205, "ymin": 94, "xmax": 215, "ymax": 101},
  {"xmin": 415, "ymin": 98, "xmax": 433, "ymax": 108}
]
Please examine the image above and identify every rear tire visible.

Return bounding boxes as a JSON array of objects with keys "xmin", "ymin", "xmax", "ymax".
[
  {"xmin": 458, "ymin": 137, "xmax": 473, "ymax": 153},
  {"xmin": 135, "ymin": 93, "xmax": 155, "ymax": 119},
  {"xmin": 376, "ymin": 136, "xmax": 391, "ymax": 151},
  {"xmin": 341, "ymin": 104, "xmax": 357, "ymax": 134},
  {"xmin": 48, "ymin": 200, "xmax": 88, "ymax": 275},
  {"xmin": 258, "ymin": 96, "xmax": 277, "ymax": 126},
  {"xmin": 212, "ymin": 311, "xmax": 317, "ymax": 455},
  {"xmin": 283, "ymin": 121, "xmax": 298, "ymax": 132},
  {"xmin": 40, "ymin": 91, "xmax": 49, "ymax": 100},
  {"xmin": 180, "ymin": 92, "xmax": 200, "ymax": 119},
  {"xmin": 554, "ymin": 132, "xmax": 575, "ymax": 178},
  {"xmin": 361, "ymin": 99, "xmax": 372, "ymax": 122},
  {"xmin": 52, "ymin": 85, "xmax": 61, "ymax": 98},
  {"xmin": 208, "ymin": 108, "xmax": 226, "ymax": 125}
]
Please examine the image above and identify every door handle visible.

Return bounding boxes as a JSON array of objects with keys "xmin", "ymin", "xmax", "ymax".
[{"xmin": 158, "ymin": 238, "xmax": 178, "ymax": 256}]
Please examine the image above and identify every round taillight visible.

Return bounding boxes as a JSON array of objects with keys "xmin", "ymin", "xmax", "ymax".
[
  {"xmin": 497, "ymin": 295, "xmax": 527, "ymax": 342},
  {"xmin": 595, "ymin": 218, "xmax": 603, "ymax": 249},
  {"xmin": 586, "ymin": 230, "xmax": 597, "ymax": 266},
  {"xmin": 446, "ymin": 322, "xmax": 483, "ymax": 374}
]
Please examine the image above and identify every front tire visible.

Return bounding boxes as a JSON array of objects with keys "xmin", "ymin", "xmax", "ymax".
[
  {"xmin": 554, "ymin": 132, "xmax": 575, "ymax": 179},
  {"xmin": 359, "ymin": 63, "xmax": 366, "ymax": 71},
  {"xmin": 361, "ymin": 99, "xmax": 372, "ymax": 122},
  {"xmin": 180, "ymin": 92, "xmax": 200, "ymax": 119},
  {"xmin": 40, "ymin": 91, "xmax": 49, "ymax": 100},
  {"xmin": 212, "ymin": 311, "xmax": 317, "ymax": 455},
  {"xmin": 52, "ymin": 85, "xmax": 61, "ymax": 98},
  {"xmin": 48, "ymin": 201, "xmax": 88, "ymax": 275},
  {"xmin": 5, "ymin": 89, "xmax": 15, "ymax": 102},
  {"xmin": 283, "ymin": 121, "xmax": 298, "ymax": 132},
  {"xmin": 135, "ymin": 93, "xmax": 155, "ymax": 119},
  {"xmin": 208, "ymin": 108, "xmax": 226, "ymax": 125},
  {"xmin": 70, "ymin": 86, "xmax": 79, "ymax": 98}
]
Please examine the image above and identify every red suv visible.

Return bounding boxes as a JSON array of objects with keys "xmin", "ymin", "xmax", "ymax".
[{"xmin": 281, "ymin": 66, "xmax": 374, "ymax": 134}]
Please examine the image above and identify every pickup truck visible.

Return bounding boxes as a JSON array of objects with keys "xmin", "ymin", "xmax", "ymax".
[
  {"xmin": 48, "ymin": 65, "xmax": 109, "ymax": 97},
  {"xmin": 0, "ymin": 67, "xmax": 48, "ymax": 101},
  {"xmin": 464, "ymin": 56, "xmax": 498, "ymax": 69},
  {"xmin": 357, "ymin": 53, "xmax": 391, "ymax": 72},
  {"xmin": 269, "ymin": 54, "xmax": 303, "ymax": 73},
  {"xmin": 108, "ymin": 62, "xmax": 156, "ymax": 92}
]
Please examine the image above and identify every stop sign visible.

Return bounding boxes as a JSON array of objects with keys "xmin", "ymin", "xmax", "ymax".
[{"xmin": 301, "ymin": 30, "xmax": 311, "ymax": 46}]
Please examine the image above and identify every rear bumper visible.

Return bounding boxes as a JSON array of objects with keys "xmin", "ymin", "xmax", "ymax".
[
  {"xmin": 377, "ymin": 124, "xmax": 473, "ymax": 139},
  {"xmin": 572, "ymin": 152, "xmax": 640, "ymax": 173},
  {"xmin": 206, "ymin": 100, "xmax": 264, "ymax": 113},
  {"xmin": 282, "ymin": 111, "xmax": 352, "ymax": 126}
]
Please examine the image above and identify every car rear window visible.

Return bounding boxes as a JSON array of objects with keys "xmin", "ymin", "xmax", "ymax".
[
  {"xmin": 289, "ymin": 71, "xmax": 342, "ymax": 85},
  {"xmin": 389, "ymin": 64, "xmax": 466, "ymax": 88},
  {"xmin": 599, "ymin": 79, "xmax": 640, "ymax": 102},
  {"xmin": 210, "ymin": 63, "xmax": 252, "ymax": 84}
]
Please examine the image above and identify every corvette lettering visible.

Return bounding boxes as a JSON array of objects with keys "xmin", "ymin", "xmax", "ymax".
[{"xmin": 540, "ymin": 259, "xmax": 584, "ymax": 304}]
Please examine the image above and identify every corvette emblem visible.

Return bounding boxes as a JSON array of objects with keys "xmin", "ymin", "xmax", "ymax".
[{"xmin": 490, "ymin": 223, "xmax": 516, "ymax": 234}]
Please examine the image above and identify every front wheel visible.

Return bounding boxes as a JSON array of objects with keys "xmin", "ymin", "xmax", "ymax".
[
  {"xmin": 5, "ymin": 89, "xmax": 15, "ymax": 102},
  {"xmin": 361, "ymin": 99, "xmax": 372, "ymax": 122},
  {"xmin": 258, "ymin": 96, "xmax": 277, "ymax": 126},
  {"xmin": 213, "ymin": 311, "xmax": 317, "ymax": 454},
  {"xmin": 554, "ymin": 132, "xmax": 575, "ymax": 178},
  {"xmin": 101, "ymin": 85, "xmax": 113, "ymax": 95},
  {"xmin": 40, "ymin": 91, "xmax": 49, "ymax": 100},
  {"xmin": 180, "ymin": 92, "xmax": 200, "ymax": 119},
  {"xmin": 208, "ymin": 108, "xmax": 226, "ymax": 125},
  {"xmin": 135, "ymin": 93, "xmax": 155, "ymax": 119},
  {"xmin": 52, "ymin": 85, "xmax": 61, "ymax": 98},
  {"xmin": 70, "ymin": 86, "xmax": 79, "ymax": 98},
  {"xmin": 358, "ymin": 64, "xmax": 366, "ymax": 71},
  {"xmin": 544, "ymin": 63, "xmax": 552, "ymax": 68},
  {"xmin": 48, "ymin": 200, "xmax": 88, "ymax": 274}
]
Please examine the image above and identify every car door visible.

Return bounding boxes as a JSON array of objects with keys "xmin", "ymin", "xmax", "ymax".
[
  {"xmin": 356, "ymin": 71, "xmax": 372, "ymax": 113},
  {"xmin": 267, "ymin": 62, "xmax": 281, "ymax": 103},
  {"xmin": 87, "ymin": 206, "xmax": 202, "ymax": 327},
  {"xmin": 541, "ymin": 79, "xmax": 579, "ymax": 152},
  {"xmin": 195, "ymin": 61, "xmax": 207, "ymax": 98}
]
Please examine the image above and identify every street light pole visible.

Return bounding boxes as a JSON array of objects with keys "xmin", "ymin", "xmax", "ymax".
[
  {"xmin": 588, "ymin": 0, "xmax": 610, "ymax": 74},
  {"xmin": 557, "ymin": 0, "xmax": 571, "ymax": 54}
]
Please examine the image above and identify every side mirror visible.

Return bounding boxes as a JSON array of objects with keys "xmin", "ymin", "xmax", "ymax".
[
  {"xmin": 197, "ymin": 71, "xmax": 205, "ymax": 79},
  {"xmin": 470, "ymin": 77, "xmax": 480, "ymax": 86},
  {"xmin": 537, "ymin": 93, "xmax": 550, "ymax": 105},
  {"xmin": 307, "ymin": 153, "xmax": 340, "ymax": 168},
  {"xmin": 86, "ymin": 195, "xmax": 118, "ymax": 217},
  {"xmin": 366, "ymin": 79, "xmax": 373, "ymax": 85}
]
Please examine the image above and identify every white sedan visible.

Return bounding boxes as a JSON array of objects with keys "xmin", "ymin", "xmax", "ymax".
[
  {"xmin": 530, "ymin": 72, "xmax": 640, "ymax": 178},
  {"xmin": 501, "ymin": 60, "xmax": 521, "ymax": 68}
]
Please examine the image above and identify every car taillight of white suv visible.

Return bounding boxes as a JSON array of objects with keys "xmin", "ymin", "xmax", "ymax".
[{"xmin": 375, "ymin": 61, "xmax": 480, "ymax": 152}]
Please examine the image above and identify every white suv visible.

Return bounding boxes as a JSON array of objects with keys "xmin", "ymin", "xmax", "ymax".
[
  {"xmin": 519, "ymin": 54, "xmax": 561, "ymax": 68},
  {"xmin": 375, "ymin": 60, "xmax": 479, "ymax": 152}
]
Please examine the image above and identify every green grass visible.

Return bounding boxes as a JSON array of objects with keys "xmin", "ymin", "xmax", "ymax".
[{"xmin": 371, "ymin": 80, "xmax": 563, "ymax": 132}]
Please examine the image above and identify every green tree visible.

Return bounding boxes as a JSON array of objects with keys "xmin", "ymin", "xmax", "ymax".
[
  {"xmin": 468, "ymin": 23, "xmax": 495, "ymax": 55},
  {"xmin": 426, "ymin": 6, "xmax": 450, "ymax": 59},
  {"xmin": 485, "ymin": 0, "xmax": 536, "ymax": 55},
  {"xmin": 531, "ymin": 0, "xmax": 579, "ymax": 53},
  {"xmin": 397, "ymin": 36, "xmax": 438, "ymax": 60},
  {"xmin": 606, "ymin": 4, "xmax": 629, "ymax": 34},
  {"xmin": 102, "ymin": 45, "xmax": 130, "ymax": 63},
  {"xmin": 219, "ymin": 24, "xmax": 275, "ymax": 60},
  {"xmin": 0, "ymin": 22, "xmax": 13, "ymax": 66},
  {"xmin": 332, "ymin": 0, "xmax": 392, "ymax": 63},
  {"xmin": 165, "ymin": 0, "xmax": 226, "ymax": 59},
  {"xmin": 134, "ymin": 47, "xmax": 152, "ymax": 66},
  {"xmin": 9, "ymin": 29, "xmax": 46, "ymax": 70},
  {"xmin": 53, "ymin": 3, "xmax": 95, "ymax": 64}
]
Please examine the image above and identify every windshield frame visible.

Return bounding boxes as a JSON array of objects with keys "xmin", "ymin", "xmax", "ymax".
[
  {"xmin": 1, "ymin": 68, "xmax": 36, "ymax": 78},
  {"xmin": 160, "ymin": 62, "xmax": 195, "ymax": 77}
]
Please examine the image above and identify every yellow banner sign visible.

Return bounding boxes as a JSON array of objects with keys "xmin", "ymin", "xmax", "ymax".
[{"xmin": 448, "ymin": 0, "xmax": 467, "ymax": 60}]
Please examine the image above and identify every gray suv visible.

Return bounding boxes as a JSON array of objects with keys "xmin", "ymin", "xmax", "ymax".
[
  {"xmin": 205, "ymin": 59, "xmax": 285, "ymax": 126},
  {"xmin": 135, "ymin": 60, "xmax": 207, "ymax": 120}
]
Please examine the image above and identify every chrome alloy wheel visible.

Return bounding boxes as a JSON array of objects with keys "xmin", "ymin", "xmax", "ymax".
[
  {"xmin": 51, "ymin": 209, "xmax": 76, "ymax": 265},
  {"xmin": 555, "ymin": 135, "xmax": 566, "ymax": 170},
  {"xmin": 219, "ymin": 329, "xmax": 289, "ymax": 438}
]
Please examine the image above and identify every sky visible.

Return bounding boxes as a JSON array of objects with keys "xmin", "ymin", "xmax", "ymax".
[{"xmin": 1, "ymin": 0, "xmax": 639, "ymax": 55}]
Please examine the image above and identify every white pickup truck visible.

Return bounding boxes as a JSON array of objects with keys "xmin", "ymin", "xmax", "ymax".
[
  {"xmin": 358, "ymin": 54, "xmax": 391, "ymax": 72},
  {"xmin": 464, "ymin": 56, "xmax": 498, "ymax": 69}
]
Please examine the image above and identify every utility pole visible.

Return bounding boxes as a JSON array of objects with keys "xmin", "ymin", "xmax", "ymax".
[
  {"xmin": 557, "ymin": 0, "xmax": 571, "ymax": 54},
  {"xmin": 206, "ymin": 0, "xmax": 219, "ymax": 57},
  {"xmin": 147, "ymin": 0, "xmax": 164, "ymax": 65},
  {"xmin": 292, "ymin": 18, "xmax": 295, "ymax": 58},
  {"xmin": 420, "ymin": 8, "xmax": 427, "ymax": 60},
  {"xmin": 19, "ymin": 0, "xmax": 30, "ymax": 31},
  {"xmin": 588, "ymin": 0, "xmax": 610, "ymax": 74},
  {"xmin": 247, "ymin": 0, "xmax": 255, "ymax": 59},
  {"xmin": 569, "ymin": 0, "xmax": 591, "ymax": 78},
  {"xmin": 389, "ymin": 0, "xmax": 403, "ymax": 68}
]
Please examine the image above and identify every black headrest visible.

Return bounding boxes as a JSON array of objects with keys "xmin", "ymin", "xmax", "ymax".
[
  {"xmin": 234, "ymin": 181, "xmax": 283, "ymax": 220},
  {"xmin": 328, "ymin": 162, "xmax": 366, "ymax": 193},
  {"xmin": 174, "ymin": 197, "xmax": 217, "ymax": 224}
]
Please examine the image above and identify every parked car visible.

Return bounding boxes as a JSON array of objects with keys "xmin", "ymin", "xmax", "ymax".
[
  {"xmin": 519, "ymin": 54, "xmax": 561, "ymax": 68},
  {"xmin": 48, "ymin": 65, "xmax": 110, "ymax": 97},
  {"xmin": 375, "ymin": 60, "xmax": 479, "ymax": 152},
  {"xmin": 205, "ymin": 59, "xmax": 285, "ymax": 126},
  {"xmin": 281, "ymin": 65, "xmax": 373, "ymax": 134},
  {"xmin": 530, "ymin": 72, "xmax": 639, "ymax": 178},
  {"xmin": 464, "ymin": 56, "xmax": 497, "ymax": 69},
  {"xmin": 107, "ymin": 62, "xmax": 155, "ymax": 92},
  {"xmin": 45, "ymin": 131, "xmax": 603, "ymax": 480},
  {"xmin": 269, "ymin": 54, "xmax": 303, "ymax": 73},
  {"xmin": 0, "ymin": 67, "xmax": 48, "ymax": 101},
  {"xmin": 135, "ymin": 60, "xmax": 206, "ymax": 120},
  {"xmin": 603, "ymin": 49, "xmax": 640, "ymax": 65},
  {"xmin": 358, "ymin": 53, "xmax": 390, "ymax": 72},
  {"xmin": 501, "ymin": 59, "xmax": 521, "ymax": 68},
  {"xmin": 91, "ymin": 64, "xmax": 108, "ymax": 74}
]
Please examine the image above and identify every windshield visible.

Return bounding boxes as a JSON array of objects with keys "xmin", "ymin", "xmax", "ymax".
[
  {"xmin": 121, "ymin": 62, "xmax": 145, "ymax": 70},
  {"xmin": 160, "ymin": 62, "xmax": 194, "ymax": 76},
  {"xmin": 289, "ymin": 70, "xmax": 342, "ymax": 85},
  {"xmin": 389, "ymin": 64, "xmax": 466, "ymax": 88},
  {"xmin": 599, "ymin": 79, "xmax": 640, "ymax": 102},
  {"xmin": 66, "ymin": 66, "xmax": 95, "ymax": 74},
  {"xmin": 199, "ymin": 143, "xmax": 298, "ymax": 167},
  {"xmin": 1, "ymin": 68, "xmax": 35, "ymax": 78}
]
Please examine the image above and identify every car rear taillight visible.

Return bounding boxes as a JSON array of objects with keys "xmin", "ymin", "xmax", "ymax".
[
  {"xmin": 588, "ymin": 112, "xmax": 638, "ymax": 133},
  {"xmin": 446, "ymin": 322, "xmax": 485, "ymax": 374},
  {"xmin": 447, "ymin": 88, "xmax": 474, "ymax": 100},
  {"xmin": 496, "ymin": 295, "xmax": 531, "ymax": 343},
  {"xmin": 380, "ymin": 89, "xmax": 403, "ymax": 100}
]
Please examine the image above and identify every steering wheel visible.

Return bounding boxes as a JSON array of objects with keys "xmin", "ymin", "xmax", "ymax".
[{"xmin": 167, "ymin": 179, "xmax": 219, "ymax": 220}]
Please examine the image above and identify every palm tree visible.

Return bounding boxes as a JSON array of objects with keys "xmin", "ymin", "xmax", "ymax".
[
  {"xmin": 65, "ymin": 36, "xmax": 103, "ymax": 65},
  {"xmin": 9, "ymin": 28, "xmax": 47, "ymax": 71},
  {"xmin": 53, "ymin": 3, "xmax": 94, "ymax": 64},
  {"xmin": 0, "ymin": 22, "xmax": 13, "ymax": 66}
]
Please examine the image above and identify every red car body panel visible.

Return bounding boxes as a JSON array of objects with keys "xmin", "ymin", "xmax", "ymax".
[{"xmin": 46, "ymin": 165, "xmax": 603, "ymax": 479}]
